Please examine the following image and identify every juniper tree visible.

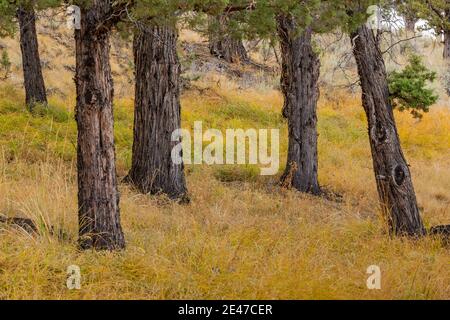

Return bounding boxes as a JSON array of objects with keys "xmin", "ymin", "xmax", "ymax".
[
  {"xmin": 123, "ymin": 1, "xmax": 200, "ymax": 201},
  {"xmin": 403, "ymin": 0, "xmax": 450, "ymax": 59},
  {"xmin": 245, "ymin": 1, "xmax": 352, "ymax": 195},
  {"xmin": 125, "ymin": 1, "xmax": 273, "ymax": 200},
  {"xmin": 347, "ymin": 1, "xmax": 426, "ymax": 236},
  {"xmin": 186, "ymin": 1, "xmax": 360, "ymax": 196},
  {"xmin": 73, "ymin": 0, "xmax": 128, "ymax": 250},
  {"xmin": 126, "ymin": 19, "xmax": 189, "ymax": 201},
  {"xmin": 0, "ymin": 0, "xmax": 55, "ymax": 108},
  {"xmin": 276, "ymin": 13, "xmax": 321, "ymax": 195},
  {"xmin": 388, "ymin": 54, "xmax": 438, "ymax": 119},
  {"xmin": 125, "ymin": 1, "xmax": 261, "ymax": 200}
]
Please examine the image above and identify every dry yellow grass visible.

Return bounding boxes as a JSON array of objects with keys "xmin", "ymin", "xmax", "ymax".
[
  {"xmin": 0, "ymin": 17, "xmax": 448, "ymax": 300},
  {"xmin": 0, "ymin": 81, "xmax": 448, "ymax": 299}
]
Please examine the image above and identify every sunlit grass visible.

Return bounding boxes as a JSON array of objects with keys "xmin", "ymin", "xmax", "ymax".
[{"xmin": 0, "ymin": 81, "xmax": 448, "ymax": 299}]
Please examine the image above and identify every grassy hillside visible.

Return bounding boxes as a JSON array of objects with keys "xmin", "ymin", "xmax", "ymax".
[{"xmin": 0, "ymin": 16, "xmax": 448, "ymax": 299}]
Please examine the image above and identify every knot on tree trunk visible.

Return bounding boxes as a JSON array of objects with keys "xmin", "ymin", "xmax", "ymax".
[
  {"xmin": 370, "ymin": 122, "xmax": 389, "ymax": 145},
  {"xmin": 392, "ymin": 164, "xmax": 407, "ymax": 187}
]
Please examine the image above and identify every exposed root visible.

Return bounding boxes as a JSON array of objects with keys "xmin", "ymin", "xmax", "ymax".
[
  {"xmin": 428, "ymin": 225, "xmax": 450, "ymax": 245},
  {"xmin": 0, "ymin": 213, "xmax": 71, "ymax": 240},
  {"xmin": 0, "ymin": 214, "xmax": 37, "ymax": 234}
]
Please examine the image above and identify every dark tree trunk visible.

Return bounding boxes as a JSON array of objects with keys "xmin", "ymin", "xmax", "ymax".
[
  {"xmin": 444, "ymin": 30, "xmax": 450, "ymax": 60},
  {"xmin": 209, "ymin": 15, "xmax": 248, "ymax": 63},
  {"xmin": 445, "ymin": 12, "xmax": 450, "ymax": 97},
  {"xmin": 126, "ymin": 25, "xmax": 188, "ymax": 201},
  {"xmin": 74, "ymin": 3, "xmax": 125, "ymax": 250},
  {"xmin": 17, "ymin": 6, "xmax": 47, "ymax": 109},
  {"xmin": 277, "ymin": 16, "xmax": 320, "ymax": 195},
  {"xmin": 444, "ymin": 9, "xmax": 450, "ymax": 60},
  {"xmin": 351, "ymin": 25, "xmax": 426, "ymax": 237}
]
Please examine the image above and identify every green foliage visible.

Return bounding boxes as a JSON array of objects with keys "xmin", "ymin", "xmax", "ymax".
[
  {"xmin": 401, "ymin": 0, "xmax": 449, "ymax": 33},
  {"xmin": 127, "ymin": 1, "xmax": 377, "ymax": 44},
  {"xmin": 388, "ymin": 55, "xmax": 438, "ymax": 119},
  {"xmin": 0, "ymin": 0, "xmax": 61, "ymax": 37},
  {"xmin": 0, "ymin": 0, "xmax": 17, "ymax": 36}
]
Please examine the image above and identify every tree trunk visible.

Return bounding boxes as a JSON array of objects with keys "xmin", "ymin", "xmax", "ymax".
[
  {"xmin": 404, "ymin": 16, "xmax": 417, "ymax": 34},
  {"xmin": 17, "ymin": 6, "xmax": 47, "ymax": 109},
  {"xmin": 351, "ymin": 25, "xmax": 426, "ymax": 237},
  {"xmin": 277, "ymin": 16, "xmax": 320, "ymax": 195},
  {"xmin": 209, "ymin": 15, "xmax": 248, "ymax": 63},
  {"xmin": 74, "ymin": 3, "xmax": 125, "ymax": 250},
  {"xmin": 444, "ymin": 9, "xmax": 450, "ymax": 60},
  {"xmin": 126, "ymin": 25, "xmax": 188, "ymax": 201},
  {"xmin": 445, "ymin": 61, "xmax": 450, "ymax": 97},
  {"xmin": 444, "ymin": 12, "xmax": 450, "ymax": 97},
  {"xmin": 444, "ymin": 30, "xmax": 450, "ymax": 60}
]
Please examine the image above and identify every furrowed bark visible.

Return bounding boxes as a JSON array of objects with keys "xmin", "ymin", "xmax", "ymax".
[
  {"xmin": 17, "ymin": 6, "xmax": 47, "ymax": 109},
  {"xmin": 126, "ymin": 25, "xmax": 188, "ymax": 201},
  {"xmin": 351, "ymin": 24, "xmax": 426, "ymax": 237},
  {"xmin": 277, "ymin": 16, "xmax": 321, "ymax": 195},
  {"xmin": 444, "ymin": 30, "xmax": 450, "ymax": 60},
  {"xmin": 444, "ymin": 9, "xmax": 450, "ymax": 60},
  {"xmin": 75, "ymin": 2, "xmax": 125, "ymax": 250}
]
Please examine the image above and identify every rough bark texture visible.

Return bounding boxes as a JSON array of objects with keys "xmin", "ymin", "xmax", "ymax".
[
  {"xmin": 351, "ymin": 25, "xmax": 425, "ymax": 237},
  {"xmin": 444, "ymin": 9, "xmax": 450, "ymax": 60},
  {"xmin": 209, "ymin": 15, "xmax": 248, "ymax": 63},
  {"xmin": 126, "ymin": 26, "xmax": 188, "ymax": 201},
  {"xmin": 277, "ymin": 16, "xmax": 320, "ymax": 195},
  {"xmin": 444, "ymin": 30, "xmax": 450, "ymax": 60},
  {"xmin": 17, "ymin": 6, "xmax": 47, "ymax": 108},
  {"xmin": 74, "ymin": 2, "xmax": 125, "ymax": 250}
]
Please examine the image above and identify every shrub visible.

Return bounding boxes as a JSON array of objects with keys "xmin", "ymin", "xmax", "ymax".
[{"xmin": 388, "ymin": 54, "xmax": 438, "ymax": 119}]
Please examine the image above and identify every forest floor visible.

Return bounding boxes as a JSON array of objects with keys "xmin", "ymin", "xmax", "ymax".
[{"xmin": 0, "ymin": 21, "xmax": 449, "ymax": 299}]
